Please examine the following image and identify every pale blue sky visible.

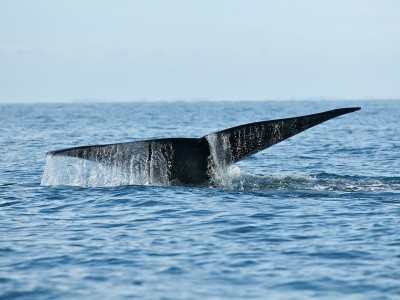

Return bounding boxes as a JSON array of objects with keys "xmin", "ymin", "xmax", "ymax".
[{"xmin": 0, "ymin": 0, "xmax": 399, "ymax": 103}]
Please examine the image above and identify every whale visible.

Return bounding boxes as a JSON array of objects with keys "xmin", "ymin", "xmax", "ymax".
[{"xmin": 47, "ymin": 107, "xmax": 360, "ymax": 185}]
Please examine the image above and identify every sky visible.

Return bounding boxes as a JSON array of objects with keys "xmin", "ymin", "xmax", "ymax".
[{"xmin": 0, "ymin": 0, "xmax": 399, "ymax": 103}]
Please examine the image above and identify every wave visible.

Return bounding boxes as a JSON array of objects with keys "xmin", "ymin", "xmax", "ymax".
[{"xmin": 209, "ymin": 167, "xmax": 400, "ymax": 192}]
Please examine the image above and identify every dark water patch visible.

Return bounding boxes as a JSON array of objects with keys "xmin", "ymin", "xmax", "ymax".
[
  {"xmin": 0, "ymin": 277, "xmax": 13, "ymax": 284},
  {"xmin": 158, "ymin": 266, "xmax": 185, "ymax": 275},
  {"xmin": 38, "ymin": 203, "xmax": 76, "ymax": 213},
  {"xmin": 308, "ymin": 250, "xmax": 371, "ymax": 260},
  {"xmin": 146, "ymin": 251, "xmax": 182, "ymax": 258},
  {"xmin": 0, "ymin": 182, "xmax": 17, "ymax": 186},
  {"xmin": 274, "ymin": 280, "xmax": 321, "ymax": 291},
  {"xmin": 154, "ymin": 208, "xmax": 179, "ymax": 215},
  {"xmin": 228, "ymin": 225, "xmax": 260, "ymax": 234},
  {"xmin": 0, "ymin": 289, "xmax": 54, "ymax": 300},
  {"xmin": 138, "ymin": 200, "xmax": 164, "ymax": 207},
  {"xmin": 0, "ymin": 200, "xmax": 21, "ymax": 207},
  {"xmin": 134, "ymin": 217, "xmax": 159, "ymax": 224},
  {"xmin": 217, "ymin": 225, "xmax": 265, "ymax": 237},
  {"xmin": 249, "ymin": 212, "xmax": 279, "ymax": 219},
  {"xmin": 0, "ymin": 247, "xmax": 15, "ymax": 253},
  {"xmin": 290, "ymin": 234, "xmax": 320, "ymax": 241},
  {"xmin": 83, "ymin": 275, "xmax": 109, "ymax": 282}
]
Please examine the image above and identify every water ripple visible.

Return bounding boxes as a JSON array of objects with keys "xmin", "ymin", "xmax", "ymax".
[{"xmin": 1, "ymin": 101, "xmax": 400, "ymax": 299}]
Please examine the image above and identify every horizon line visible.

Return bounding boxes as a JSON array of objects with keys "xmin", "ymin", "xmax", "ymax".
[{"xmin": 1, "ymin": 97, "xmax": 400, "ymax": 105}]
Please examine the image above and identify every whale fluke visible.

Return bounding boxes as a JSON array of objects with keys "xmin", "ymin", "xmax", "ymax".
[
  {"xmin": 46, "ymin": 107, "xmax": 360, "ymax": 184},
  {"xmin": 210, "ymin": 107, "xmax": 361, "ymax": 164}
]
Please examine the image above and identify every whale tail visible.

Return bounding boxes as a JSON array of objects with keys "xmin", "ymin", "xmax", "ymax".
[{"xmin": 46, "ymin": 107, "xmax": 360, "ymax": 184}]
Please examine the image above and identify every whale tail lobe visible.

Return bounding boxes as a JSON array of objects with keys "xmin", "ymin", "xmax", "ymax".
[{"xmin": 208, "ymin": 107, "xmax": 361, "ymax": 165}]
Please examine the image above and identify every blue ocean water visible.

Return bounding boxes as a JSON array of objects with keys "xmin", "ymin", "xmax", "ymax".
[{"xmin": 0, "ymin": 100, "xmax": 399, "ymax": 299}]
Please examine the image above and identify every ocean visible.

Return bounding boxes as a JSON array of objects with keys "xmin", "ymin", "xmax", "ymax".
[{"xmin": 1, "ymin": 100, "xmax": 399, "ymax": 299}]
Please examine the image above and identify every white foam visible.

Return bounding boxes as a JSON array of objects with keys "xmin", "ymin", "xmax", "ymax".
[{"xmin": 41, "ymin": 143, "xmax": 171, "ymax": 187}]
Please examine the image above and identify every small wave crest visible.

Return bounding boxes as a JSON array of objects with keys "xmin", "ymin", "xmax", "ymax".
[{"xmin": 210, "ymin": 168, "xmax": 400, "ymax": 192}]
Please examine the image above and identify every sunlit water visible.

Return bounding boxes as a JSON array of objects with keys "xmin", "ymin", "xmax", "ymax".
[{"xmin": 1, "ymin": 100, "xmax": 399, "ymax": 299}]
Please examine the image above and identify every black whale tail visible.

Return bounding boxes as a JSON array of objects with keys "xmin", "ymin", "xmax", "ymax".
[
  {"xmin": 207, "ymin": 107, "xmax": 361, "ymax": 165},
  {"xmin": 45, "ymin": 107, "xmax": 360, "ymax": 185}
]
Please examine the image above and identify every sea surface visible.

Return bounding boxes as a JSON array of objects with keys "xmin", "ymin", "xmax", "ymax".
[{"xmin": 0, "ymin": 100, "xmax": 399, "ymax": 299}]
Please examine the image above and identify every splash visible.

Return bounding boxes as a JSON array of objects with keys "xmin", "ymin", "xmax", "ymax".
[
  {"xmin": 205, "ymin": 132, "xmax": 233, "ymax": 187},
  {"xmin": 41, "ymin": 135, "xmax": 400, "ymax": 192},
  {"xmin": 205, "ymin": 134, "xmax": 400, "ymax": 192},
  {"xmin": 41, "ymin": 143, "xmax": 172, "ymax": 187}
]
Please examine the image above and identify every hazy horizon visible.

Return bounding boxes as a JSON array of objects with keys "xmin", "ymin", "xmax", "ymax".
[
  {"xmin": 1, "ymin": 1, "xmax": 399, "ymax": 103},
  {"xmin": 1, "ymin": 98, "xmax": 398, "ymax": 106}
]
